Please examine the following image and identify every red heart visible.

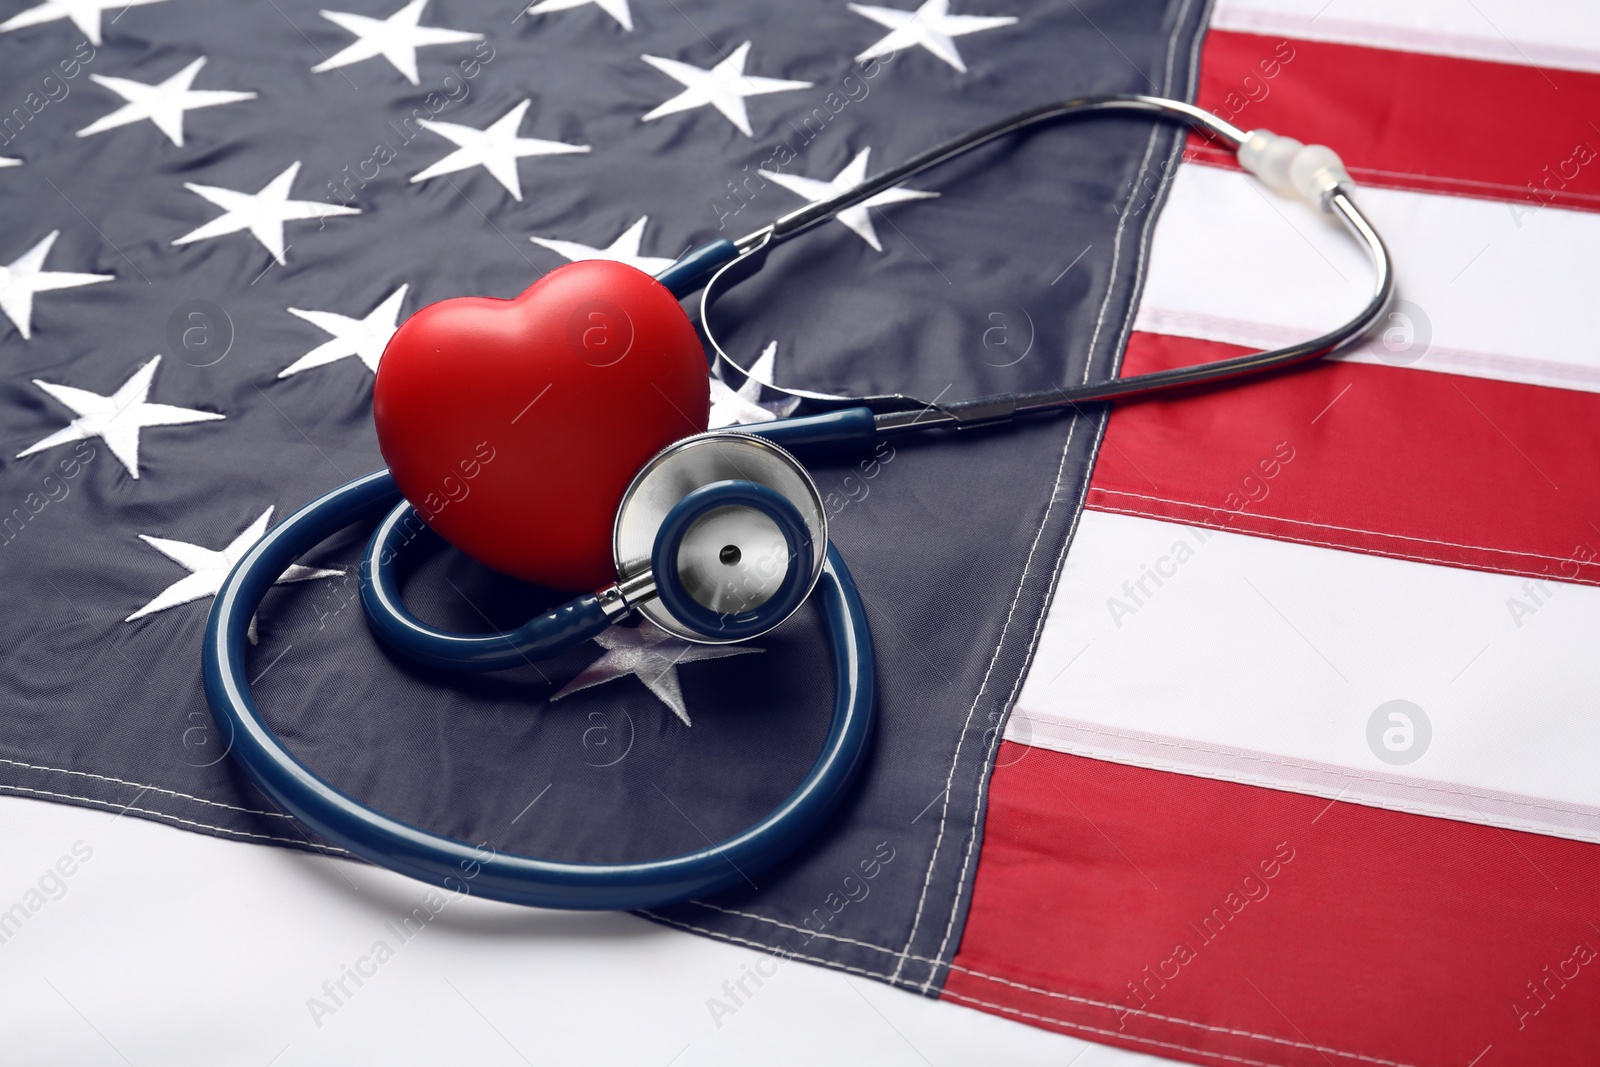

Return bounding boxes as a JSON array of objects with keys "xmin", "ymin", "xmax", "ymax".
[{"xmin": 373, "ymin": 260, "xmax": 709, "ymax": 591}]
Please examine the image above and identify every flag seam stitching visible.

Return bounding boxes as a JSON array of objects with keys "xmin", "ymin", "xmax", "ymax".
[
  {"xmin": 0, "ymin": 755, "xmax": 297, "ymax": 818},
  {"xmin": 643, "ymin": 910, "xmax": 1417, "ymax": 1067},
  {"xmin": 886, "ymin": 410, "xmax": 1081, "ymax": 986},
  {"xmin": 1091, "ymin": 488, "xmax": 1595, "ymax": 562},
  {"xmin": 1086, "ymin": 502, "xmax": 1594, "ymax": 583},
  {"xmin": 1002, "ymin": 718, "xmax": 1600, "ymax": 823},
  {"xmin": 914, "ymin": 0, "xmax": 1209, "ymax": 995}
]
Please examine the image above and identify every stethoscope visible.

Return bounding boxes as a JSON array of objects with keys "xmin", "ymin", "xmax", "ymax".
[{"xmin": 203, "ymin": 95, "xmax": 1394, "ymax": 910}]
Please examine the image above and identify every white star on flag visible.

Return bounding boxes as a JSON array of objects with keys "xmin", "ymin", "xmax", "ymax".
[
  {"xmin": 280, "ymin": 285, "xmax": 409, "ymax": 378},
  {"xmin": 525, "ymin": 0, "xmax": 632, "ymax": 31},
  {"xmin": 0, "ymin": 230, "xmax": 113, "ymax": 341},
  {"xmin": 0, "ymin": 0, "xmax": 170, "ymax": 46},
  {"xmin": 410, "ymin": 100, "xmax": 589, "ymax": 202},
  {"xmin": 529, "ymin": 216, "xmax": 675, "ymax": 275},
  {"xmin": 761, "ymin": 147, "xmax": 937, "ymax": 251},
  {"xmin": 17, "ymin": 356, "xmax": 224, "ymax": 479},
  {"xmin": 641, "ymin": 41, "xmax": 811, "ymax": 137},
  {"xmin": 172, "ymin": 161, "xmax": 360, "ymax": 265},
  {"xmin": 126, "ymin": 507, "xmax": 340, "ymax": 626},
  {"xmin": 314, "ymin": 0, "xmax": 483, "ymax": 85},
  {"xmin": 710, "ymin": 342, "xmax": 801, "ymax": 428},
  {"xmin": 850, "ymin": 0, "xmax": 1017, "ymax": 73},
  {"xmin": 77, "ymin": 57, "xmax": 256, "ymax": 147},
  {"xmin": 551, "ymin": 621, "xmax": 760, "ymax": 726}
]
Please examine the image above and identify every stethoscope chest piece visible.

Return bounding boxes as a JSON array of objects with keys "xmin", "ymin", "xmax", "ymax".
[{"xmin": 614, "ymin": 431, "xmax": 827, "ymax": 643}]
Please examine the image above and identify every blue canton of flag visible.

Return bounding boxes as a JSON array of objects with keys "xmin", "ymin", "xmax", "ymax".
[{"xmin": 0, "ymin": 0, "xmax": 1207, "ymax": 998}]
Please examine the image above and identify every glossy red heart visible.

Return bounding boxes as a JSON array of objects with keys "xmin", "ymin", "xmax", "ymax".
[{"xmin": 373, "ymin": 260, "xmax": 709, "ymax": 591}]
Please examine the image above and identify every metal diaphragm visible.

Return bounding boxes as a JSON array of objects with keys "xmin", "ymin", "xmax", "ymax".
[{"xmin": 613, "ymin": 432, "xmax": 827, "ymax": 643}]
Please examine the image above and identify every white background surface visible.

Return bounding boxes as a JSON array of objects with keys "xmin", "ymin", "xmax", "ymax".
[{"xmin": 0, "ymin": 793, "xmax": 1167, "ymax": 1067}]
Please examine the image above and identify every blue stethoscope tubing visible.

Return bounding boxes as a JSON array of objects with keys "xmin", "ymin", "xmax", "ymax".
[{"xmin": 202, "ymin": 469, "xmax": 876, "ymax": 910}]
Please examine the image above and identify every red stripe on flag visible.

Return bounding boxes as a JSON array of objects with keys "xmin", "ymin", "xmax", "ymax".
[
  {"xmin": 1085, "ymin": 332, "xmax": 1600, "ymax": 586},
  {"xmin": 946, "ymin": 743, "xmax": 1600, "ymax": 1066},
  {"xmin": 1187, "ymin": 30, "xmax": 1600, "ymax": 214}
]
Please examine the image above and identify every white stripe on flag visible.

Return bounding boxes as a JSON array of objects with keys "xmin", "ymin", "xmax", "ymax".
[
  {"xmin": 1133, "ymin": 163, "xmax": 1600, "ymax": 393},
  {"xmin": 1212, "ymin": 0, "xmax": 1600, "ymax": 73},
  {"xmin": 1009, "ymin": 509, "xmax": 1600, "ymax": 843}
]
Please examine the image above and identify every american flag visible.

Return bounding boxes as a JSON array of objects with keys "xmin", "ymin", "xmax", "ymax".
[{"xmin": 0, "ymin": 0, "xmax": 1596, "ymax": 1064}]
